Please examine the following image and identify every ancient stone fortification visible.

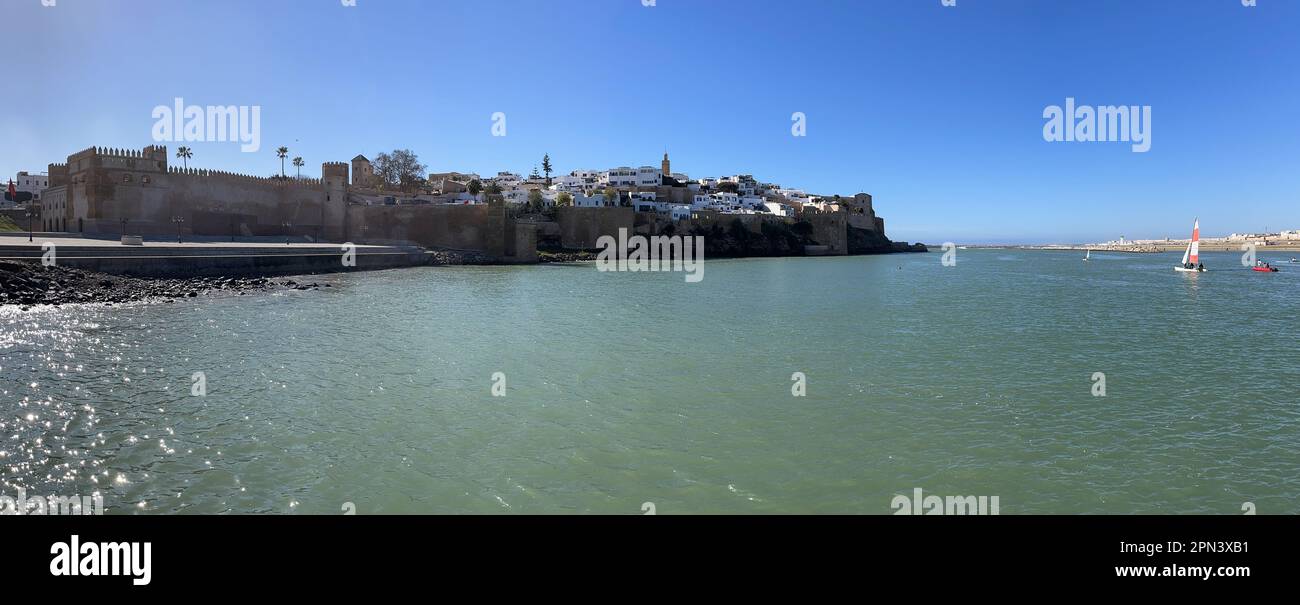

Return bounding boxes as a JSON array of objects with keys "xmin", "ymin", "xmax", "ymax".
[
  {"xmin": 344, "ymin": 198, "xmax": 533, "ymax": 262},
  {"xmin": 556, "ymin": 206, "xmax": 635, "ymax": 249},
  {"xmin": 43, "ymin": 145, "xmax": 522, "ymax": 261},
  {"xmin": 39, "ymin": 145, "xmax": 904, "ymax": 263}
]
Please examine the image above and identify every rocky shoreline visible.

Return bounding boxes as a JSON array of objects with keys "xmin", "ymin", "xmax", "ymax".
[
  {"xmin": 426, "ymin": 249, "xmax": 497, "ymax": 265},
  {"xmin": 0, "ymin": 261, "xmax": 326, "ymax": 308}
]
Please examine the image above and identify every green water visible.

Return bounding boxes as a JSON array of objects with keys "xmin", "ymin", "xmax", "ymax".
[{"xmin": 2, "ymin": 249, "xmax": 1297, "ymax": 514}]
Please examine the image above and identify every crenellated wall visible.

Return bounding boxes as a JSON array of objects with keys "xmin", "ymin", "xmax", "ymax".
[{"xmin": 61, "ymin": 145, "xmax": 344, "ymax": 238}]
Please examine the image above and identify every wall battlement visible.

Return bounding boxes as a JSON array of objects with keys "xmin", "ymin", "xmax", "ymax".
[{"xmin": 164, "ymin": 165, "xmax": 324, "ymax": 188}]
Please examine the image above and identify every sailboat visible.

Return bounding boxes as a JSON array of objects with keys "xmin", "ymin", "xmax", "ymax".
[
  {"xmin": 1174, "ymin": 218, "xmax": 1205, "ymax": 272},
  {"xmin": 1083, "ymin": 249, "xmax": 1091, "ymax": 261}
]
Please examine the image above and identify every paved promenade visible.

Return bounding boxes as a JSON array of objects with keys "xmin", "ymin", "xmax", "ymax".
[{"xmin": 0, "ymin": 233, "xmax": 429, "ymax": 277}]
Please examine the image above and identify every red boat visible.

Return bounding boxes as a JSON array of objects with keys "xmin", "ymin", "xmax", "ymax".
[{"xmin": 1252, "ymin": 265, "xmax": 1279, "ymax": 272}]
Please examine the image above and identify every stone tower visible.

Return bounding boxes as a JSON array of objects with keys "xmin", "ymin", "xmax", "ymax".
[
  {"xmin": 322, "ymin": 162, "xmax": 349, "ymax": 242},
  {"xmin": 661, "ymin": 151, "xmax": 670, "ymax": 177},
  {"xmin": 351, "ymin": 155, "xmax": 373, "ymax": 188}
]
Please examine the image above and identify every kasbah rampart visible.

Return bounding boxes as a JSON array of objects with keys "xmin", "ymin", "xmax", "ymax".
[{"xmin": 29, "ymin": 144, "xmax": 922, "ymax": 264}]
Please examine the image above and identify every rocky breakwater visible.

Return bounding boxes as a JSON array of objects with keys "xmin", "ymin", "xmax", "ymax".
[
  {"xmin": 848, "ymin": 226, "xmax": 927, "ymax": 254},
  {"xmin": 0, "ymin": 260, "xmax": 327, "ymax": 308}
]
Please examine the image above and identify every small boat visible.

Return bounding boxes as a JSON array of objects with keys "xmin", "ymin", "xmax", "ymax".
[
  {"xmin": 1173, "ymin": 218, "xmax": 1205, "ymax": 272},
  {"xmin": 1252, "ymin": 265, "xmax": 1278, "ymax": 272},
  {"xmin": 1083, "ymin": 249, "xmax": 1091, "ymax": 261}
]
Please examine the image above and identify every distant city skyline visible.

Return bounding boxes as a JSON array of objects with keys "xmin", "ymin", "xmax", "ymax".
[{"xmin": 2, "ymin": 0, "xmax": 1297, "ymax": 244}]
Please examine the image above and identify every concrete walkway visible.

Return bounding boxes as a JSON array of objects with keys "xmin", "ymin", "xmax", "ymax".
[
  {"xmin": 0, "ymin": 234, "xmax": 430, "ymax": 277},
  {"xmin": 0, "ymin": 234, "xmax": 391, "ymax": 249}
]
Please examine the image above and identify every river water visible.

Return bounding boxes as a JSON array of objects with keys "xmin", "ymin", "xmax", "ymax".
[{"xmin": 2, "ymin": 249, "xmax": 1297, "ymax": 513}]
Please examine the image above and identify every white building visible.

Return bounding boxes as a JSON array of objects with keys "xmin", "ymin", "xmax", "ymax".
[
  {"xmin": 635, "ymin": 166, "xmax": 661, "ymax": 187},
  {"xmin": 604, "ymin": 167, "xmax": 637, "ymax": 187},
  {"xmin": 490, "ymin": 171, "xmax": 522, "ymax": 189},
  {"xmin": 629, "ymin": 191, "xmax": 658, "ymax": 212},
  {"xmin": 721, "ymin": 174, "xmax": 758, "ymax": 195},
  {"xmin": 572, "ymin": 193, "xmax": 608, "ymax": 208},
  {"xmin": 502, "ymin": 189, "xmax": 530, "ymax": 206},
  {"xmin": 551, "ymin": 175, "xmax": 586, "ymax": 192},
  {"xmin": 571, "ymin": 169, "xmax": 602, "ymax": 187},
  {"xmin": 8, "ymin": 171, "xmax": 48, "ymax": 206},
  {"xmin": 710, "ymin": 192, "xmax": 740, "ymax": 211},
  {"xmin": 763, "ymin": 201, "xmax": 794, "ymax": 217}
]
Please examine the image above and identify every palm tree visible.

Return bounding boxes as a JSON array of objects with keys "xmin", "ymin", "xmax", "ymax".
[
  {"xmin": 292, "ymin": 156, "xmax": 304, "ymax": 179},
  {"xmin": 175, "ymin": 146, "xmax": 192, "ymax": 169},
  {"xmin": 276, "ymin": 147, "xmax": 289, "ymax": 178}
]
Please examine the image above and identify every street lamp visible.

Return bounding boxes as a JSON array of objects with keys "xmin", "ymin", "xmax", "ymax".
[
  {"xmin": 282, "ymin": 221, "xmax": 292, "ymax": 245},
  {"xmin": 172, "ymin": 215, "xmax": 184, "ymax": 244},
  {"xmin": 25, "ymin": 203, "xmax": 40, "ymax": 243},
  {"xmin": 121, "ymin": 218, "xmax": 128, "ymax": 235}
]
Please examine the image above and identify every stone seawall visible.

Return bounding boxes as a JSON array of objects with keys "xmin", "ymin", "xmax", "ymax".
[{"xmin": 0, "ymin": 243, "xmax": 427, "ymax": 278}]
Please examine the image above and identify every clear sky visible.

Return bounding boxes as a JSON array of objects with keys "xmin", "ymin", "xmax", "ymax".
[{"xmin": 2, "ymin": 0, "xmax": 1297, "ymax": 244}]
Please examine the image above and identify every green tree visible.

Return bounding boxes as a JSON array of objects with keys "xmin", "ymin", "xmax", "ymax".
[
  {"xmin": 276, "ymin": 146, "xmax": 289, "ymax": 178},
  {"xmin": 468, "ymin": 179, "xmax": 483, "ymax": 196},
  {"xmin": 485, "ymin": 182, "xmax": 503, "ymax": 195},
  {"xmin": 292, "ymin": 156, "xmax": 304, "ymax": 179},
  {"xmin": 372, "ymin": 149, "xmax": 428, "ymax": 192},
  {"xmin": 542, "ymin": 154, "xmax": 553, "ymax": 186},
  {"xmin": 175, "ymin": 146, "xmax": 192, "ymax": 169},
  {"xmin": 527, "ymin": 189, "xmax": 544, "ymax": 212},
  {"xmin": 603, "ymin": 187, "xmax": 619, "ymax": 207},
  {"xmin": 556, "ymin": 192, "xmax": 573, "ymax": 207}
]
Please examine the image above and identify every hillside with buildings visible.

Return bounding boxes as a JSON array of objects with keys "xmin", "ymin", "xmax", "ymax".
[{"xmin": 7, "ymin": 147, "xmax": 922, "ymax": 265}]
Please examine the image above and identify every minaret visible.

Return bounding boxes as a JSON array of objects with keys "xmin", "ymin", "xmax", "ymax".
[{"xmin": 661, "ymin": 151, "xmax": 670, "ymax": 177}]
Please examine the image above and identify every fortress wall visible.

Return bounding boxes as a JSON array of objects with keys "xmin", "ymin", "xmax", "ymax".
[
  {"xmin": 556, "ymin": 206, "xmax": 635, "ymax": 249},
  {"xmin": 81, "ymin": 169, "xmax": 329, "ymax": 237},
  {"xmin": 345, "ymin": 203, "xmax": 506, "ymax": 257},
  {"xmin": 804, "ymin": 212, "xmax": 848, "ymax": 254}
]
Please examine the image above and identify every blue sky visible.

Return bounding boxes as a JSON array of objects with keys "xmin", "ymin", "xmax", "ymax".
[{"xmin": 2, "ymin": 0, "xmax": 1297, "ymax": 243}]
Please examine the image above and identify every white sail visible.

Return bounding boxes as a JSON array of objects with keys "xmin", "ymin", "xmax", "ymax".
[{"xmin": 1180, "ymin": 242, "xmax": 1191, "ymax": 265}]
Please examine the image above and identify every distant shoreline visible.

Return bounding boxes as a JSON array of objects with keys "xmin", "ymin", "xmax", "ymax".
[{"xmin": 957, "ymin": 244, "xmax": 1300, "ymax": 254}]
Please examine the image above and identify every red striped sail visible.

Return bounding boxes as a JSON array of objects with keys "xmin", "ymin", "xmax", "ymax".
[{"xmin": 1189, "ymin": 218, "xmax": 1200, "ymax": 265}]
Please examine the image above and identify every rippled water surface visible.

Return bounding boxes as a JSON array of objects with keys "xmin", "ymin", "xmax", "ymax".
[{"xmin": 2, "ymin": 250, "xmax": 1298, "ymax": 513}]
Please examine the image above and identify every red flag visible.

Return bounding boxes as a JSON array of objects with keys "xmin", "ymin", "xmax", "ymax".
[{"xmin": 6, "ymin": 180, "xmax": 15, "ymax": 202}]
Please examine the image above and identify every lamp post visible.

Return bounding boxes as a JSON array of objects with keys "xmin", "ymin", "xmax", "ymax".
[
  {"xmin": 172, "ymin": 215, "xmax": 184, "ymax": 244},
  {"xmin": 25, "ymin": 203, "xmax": 40, "ymax": 243},
  {"xmin": 121, "ymin": 218, "xmax": 128, "ymax": 235},
  {"xmin": 282, "ymin": 221, "xmax": 293, "ymax": 245}
]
